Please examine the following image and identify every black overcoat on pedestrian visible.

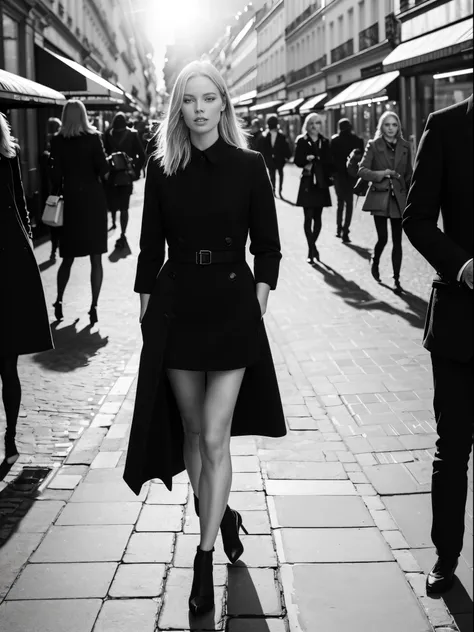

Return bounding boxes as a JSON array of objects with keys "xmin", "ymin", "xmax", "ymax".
[
  {"xmin": 123, "ymin": 137, "xmax": 286, "ymax": 495},
  {"xmin": 330, "ymin": 130, "xmax": 364, "ymax": 193},
  {"xmin": 257, "ymin": 130, "xmax": 291, "ymax": 169},
  {"xmin": 0, "ymin": 153, "xmax": 53, "ymax": 356},
  {"xmin": 403, "ymin": 95, "xmax": 473, "ymax": 362},
  {"xmin": 50, "ymin": 132, "xmax": 109, "ymax": 258},
  {"xmin": 294, "ymin": 134, "xmax": 333, "ymax": 208}
]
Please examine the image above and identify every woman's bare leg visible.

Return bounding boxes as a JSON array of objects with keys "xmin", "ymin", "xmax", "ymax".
[
  {"xmin": 166, "ymin": 369, "xmax": 205, "ymax": 495},
  {"xmin": 199, "ymin": 368, "xmax": 245, "ymax": 552}
]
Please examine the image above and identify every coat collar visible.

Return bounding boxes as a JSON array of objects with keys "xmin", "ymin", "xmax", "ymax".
[
  {"xmin": 191, "ymin": 135, "xmax": 231, "ymax": 164},
  {"xmin": 374, "ymin": 136, "xmax": 407, "ymax": 169}
]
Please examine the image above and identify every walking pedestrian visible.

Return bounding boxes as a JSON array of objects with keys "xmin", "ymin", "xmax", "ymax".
[
  {"xmin": 403, "ymin": 95, "xmax": 473, "ymax": 595},
  {"xmin": 357, "ymin": 111, "xmax": 413, "ymax": 293},
  {"xmin": 330, "ymin": 118, "xmax": 364, "ymax": 243},
  {"xmin": 248, "ymin": 117, "xmax": 263, "ymax": 151},
  {"xmin": 0, "ymin": 113, "xmax": 53, "ymax": 469},
  {"xmin": 294, "ymin": 113, "xmax": 333, "ymax": 263},
  {"xmin": 257, "ymin": 114, "xmax": 291, "ymax": 197},
  {"xmin": 123, "ymin": 60, "xmax": 286, "ymax": 617},
  {"xmin": 40, "ymin": 117, "xmax": 62, "ymax": 261},
  {"xmin": 49, "ymin": 100, "xmax": 109, "ymax": 325},
  {"xmin": 104, "ymin": 112, "xmax": 146, "ymax": 248}
]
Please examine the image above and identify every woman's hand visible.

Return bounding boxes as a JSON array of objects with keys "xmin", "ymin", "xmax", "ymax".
[
  {"xmin": 306, "ymin": 154, "xmax": 315, "ymax": 161},
  {"xmin": 256, "ymin": 282, "xmax": 270, "ymax": 318},
  {"xmin": 383, "ymin": 169, "xmax": 397, "ymax": 178},
  {"xmin": 139, "ymin": 293, "xmax": 151, "ymax": 323}
]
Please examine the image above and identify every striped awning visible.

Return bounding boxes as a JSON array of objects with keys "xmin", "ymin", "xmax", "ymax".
[
  {"xmin": 299, "ymin": 92, "xmax": 328, "ymax": 114},
  {"xmin": 277, "ymin": 98, "xmax": 305, "ymax": 115},
  {"xmin": 325, "ymin": 72, "xmax": 399, "ymax": 109},
  {"xmin": 0, "ymin": 68, "xmax": 66, "ymax": 107},
  {"xmin": 249, "ymin": 100, "xmax": 283, "ymax": 112}
]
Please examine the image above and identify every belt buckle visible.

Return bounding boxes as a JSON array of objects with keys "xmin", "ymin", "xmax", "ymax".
[{"xmin": 196, "ymin": 249, "xmax": 212, "ymax": 265}]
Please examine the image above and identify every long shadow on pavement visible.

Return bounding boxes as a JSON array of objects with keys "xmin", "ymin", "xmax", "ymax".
[
  {"xmin": 108, "ymin": 242, "xmax": 132, "ymax": 263},
  {"xmin": 226, "ymin": 563, "xmax": 274, "ymax": 631},
  {"xmin": 342, "ymin": 241, "xmax": 372, "ymax": 261},
  {"xmin": 32, "ymin": 319, "xmax": 109, "ymax": 372},
  {"xmin": 38, "ymin": 258, "xmax": 57, "ymax": 273},
  {"xmin": 431, "ymin": 580, "xmax": 473, "ymax": 632},
  {"xmin": 311, "ymin": 260, "xmax": 426, "ymax": 329}
]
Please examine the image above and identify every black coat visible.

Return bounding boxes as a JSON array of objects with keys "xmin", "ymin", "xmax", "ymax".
[
  {"xmin": 50, "ymin": 133, "xmax": 109, "ymax": 258},
  {"xmin": 103, "ymin": 127, "xmax": 146, "ymax": 184},
  {"xmin": 330, "ymin": 130, "xmax": 364, "ymax": 192},
  {"xmin": 123, "ymin": 137, "xmax": 286, "ymax": 494},
  {"xmin": 0, "ymin": 153, "xmax": 53, "ymax": 356},
  {"xmin": 294, "ymin": 134, "xmax": 333, "ymax": 208},
  {"xmin": 257, "ymin": 130, "xmax": 291, "ymax": 169},
  {"xmin": 403, "ymin": 95, "xmax": 473, "ymax": 362}
]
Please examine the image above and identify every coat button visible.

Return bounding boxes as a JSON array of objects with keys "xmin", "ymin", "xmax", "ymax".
[
  {"xmin": 225, "ymin": 237, "xmax": 233, "ymax": 246},
  {"xmin": 229, "ymin": 272, "xmax": 237, "ymax": 281}
]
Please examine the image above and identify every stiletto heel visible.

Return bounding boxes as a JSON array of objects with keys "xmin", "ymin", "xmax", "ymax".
[
  {"xmin": 88, "ymin": 306, "xmax": 98, "ymax": 325},
  {"xmin": 221, "ymin": 507, "xmax": 247, "ymax": 564},
  {"xmin": 53, "ymin": 301, "xmax": 63, "ymax": 320},
  {"xmin": 189, "ymin": 547, "xmax": 215, "ymax": 616}
]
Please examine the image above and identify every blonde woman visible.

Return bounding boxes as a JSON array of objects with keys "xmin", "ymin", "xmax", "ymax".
[
  {"xmin": 358, "ymin": 111, "xmax": 413, "ymax": 293},
  {"xmin": 49, "ymin": 100, "xmax": 109, "ymax": 324},
  {"xmin": 123, "ymin": 60, "xmax": 286, "ymax": 616},
  {"xmin": 0, "ymin": 113, "xmax": 52, "ymax": 470},
  {"xmin": 294, "ymin": 113, "xmax": 333, "ymax": 263}
]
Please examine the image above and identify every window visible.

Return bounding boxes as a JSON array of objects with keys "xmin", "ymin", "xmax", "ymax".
[{"xmin": 2, "ymin": 14, "xmax": 20, "ymax": 74}]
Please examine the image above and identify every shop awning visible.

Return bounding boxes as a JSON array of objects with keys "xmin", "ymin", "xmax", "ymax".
[
  {"xmin": 299, "ymin": 92, "xmax": 328, "ymax": 114},
  {"xmin": 277, "ymin": 98, "xmax": 305, "ymax": 115},
  {"xmin": 36, "ymin": 47, "xmax": 125, "ymax": 99},
  {"xmin": 249, "ymin": 100, "xmax": 283, "ymax": 112},
  {"xmin": 0, "ymin": 68, "xmax": 66, "ymax": 108},
  {"xmin": 325, "ymin": 71, "xmax": 399, "ymax": 109},
  {"xmin": 383, "ymin": 18, "xmax": 473, "ymax": 71},
  {"xmin": 232, "ymin": 90, "xmax": 257, "ymax": 107}
]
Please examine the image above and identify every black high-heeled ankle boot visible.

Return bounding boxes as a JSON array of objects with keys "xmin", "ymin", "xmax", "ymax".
[
  {"xmin": 370, "ymin": 256, "xmax": 381, "ymax": 282},
  {"xmin": 189, "ymin": 547, "xmax": 215, "ymax": 616},
  {"xmin": 88, "ymin": 305, "xmax": 98, "ymax": 326},
  {"xmin": 194, "ymin": 495, "xmax": 248, "ymax": 564},
  {"xmin": 53, "ymin": 301, "xmax": 63, "ymax": 321}
]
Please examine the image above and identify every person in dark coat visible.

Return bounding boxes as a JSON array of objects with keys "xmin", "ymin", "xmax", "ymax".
[
  {"xmin": 0, "ymin": 113, "xmax": 53, "ymax": 470},
  {"xmin": 49, "ymin": 100, "xmax": 109, "ymax": 325},
  {"xmin": 330, "ymin": 118, "xmax": 364, "ymax": 242},
  {"xmin": 358, "ymin": 111, "xmax": 413, "ymax": 294},
  {"xmin": 123, "ymin": 60, "xmax": 285, "ymax": 616},
  {"xmin": 294, "ymin": 113, "xmax": 333, "ymax": 263},
  {"xmin": 257, "ymin": 114, "xmax": 291, "ymax": 197},
  {"xmin": 248, "ymin": 117, "xmax": 263, "ymax": 151},
  {"xmin": 403, "ymin": 95, "xmax": 473, "ymax": 596},
  {"xmin": 104, "ymin": 112, "xmax": 146, "ymax": 248},
  {"xmin": 40, "ymin": 117, "xmax": 62, "ymax": 261}
]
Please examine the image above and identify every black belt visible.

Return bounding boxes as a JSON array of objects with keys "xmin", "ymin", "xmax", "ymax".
[{"xmin": 168, "ymin": 249, "xmax": 245, "ymax": 265}]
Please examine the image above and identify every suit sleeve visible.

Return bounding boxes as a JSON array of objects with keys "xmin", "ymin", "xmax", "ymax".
[
  {"xmin": 134, "ymin": 159, "xmax": 166, "ymax": 293},
  {"xmin": 358, "ymin": 140, "xmax": 384, "ymax": 182},
  {"xmin": 249, "ymin": 153, "xmax": 282, "ymax": 289},
  {"xmin": 403, "ymin": 114, "xmax": 471, "ymax": 281},
  {"xmin": 12, "ymin": 154, "xmax": 32, "ymax": 239},
  {"xmin": 93, "ymin": 134, "xmax": 109, "ymax": 179}
]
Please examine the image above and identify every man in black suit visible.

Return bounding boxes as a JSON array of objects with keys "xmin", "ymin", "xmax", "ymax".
[
  {"xmin": 257, "ymin": 114, "xmax": 291, "ymax": 197},
  {"xmin": 248, "ymin": 118, "xmax": 263, "ymax": 151},
  {"xmin": 403, "ymin": 95, "xmax": 473, "ymax": 595},
  {"xmin": 330, "ymin": 118, "xmax": 364, "ymax": 242}
]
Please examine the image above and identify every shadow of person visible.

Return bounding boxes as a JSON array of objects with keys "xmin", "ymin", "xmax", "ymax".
[
  {"xmin": 38, "ymin": 258, "xmax": 57, "ymax": 273},
  {"xmin": 311, "ymin": 260, "xmax": 426, "ymax": 329},
  {"xmin": 108, "ymin": 242, "xmax": 132, "ymax": 263},
  {"xmin": 437, "ymin": 577, "xmax": 473, "ymax": 632},
  {"xmin": 342, "ymin": 241, "xmax": 373, "ymax": 261},
  {"xmin": 32, "ymin": 319, "xmax": 109, "ymax": 372},
  {"xmin": 226, "ymin": 563, "xmax": 274, "ymax": 631}
]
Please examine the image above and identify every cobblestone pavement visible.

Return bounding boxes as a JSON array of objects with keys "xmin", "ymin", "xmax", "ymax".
[{"xmin": 0, "ymin": 169, "xmax": 472, "ymax": 632}]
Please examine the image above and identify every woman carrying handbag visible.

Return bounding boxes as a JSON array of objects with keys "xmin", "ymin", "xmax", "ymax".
[
  {"xmin": 358, "ymin": 111, "xmax": 413, "ymax": 293},
  {"xmin": 0, "ymin": 113, "xmax": 53, "ymax": 469}
]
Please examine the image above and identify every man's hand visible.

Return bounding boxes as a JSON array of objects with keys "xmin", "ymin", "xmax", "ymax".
[{"xmin": 461, "ymin": 260, "xmax": 473, "ymax": 289}]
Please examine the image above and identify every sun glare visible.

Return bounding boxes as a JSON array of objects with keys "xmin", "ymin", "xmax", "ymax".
[{"xmin": 150, "ymin": 0, "xmax": 205, "ymax": 44}]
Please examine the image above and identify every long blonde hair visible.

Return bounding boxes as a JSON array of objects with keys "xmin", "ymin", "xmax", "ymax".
[
  {"xmin": 0, "ymin": 112, "xmax": 19, "ymax": 158},
  {"xmin": 60, "ymin": 100, "xmax": 98, "ymax": 138},
  {"xmin": 154, "ymin": 60, "xmax": 248, "ymax": 176},
  {"xmin": 301, "ymin": 112, "xmax": 323, "ymax": 136},
  {"xmin": 374, "ymin": 111, "xmax": 404, "ymax": 140}
]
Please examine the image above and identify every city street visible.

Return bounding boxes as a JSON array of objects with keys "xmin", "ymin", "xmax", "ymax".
[{"xmin": 0, "ymin": 166, "xmax": 472, "ymax": 632}]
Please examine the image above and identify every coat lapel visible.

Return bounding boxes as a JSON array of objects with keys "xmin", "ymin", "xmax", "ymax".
[{"xmin": 394, "ymin": 140, "xmax": 406, "ymax": 170}]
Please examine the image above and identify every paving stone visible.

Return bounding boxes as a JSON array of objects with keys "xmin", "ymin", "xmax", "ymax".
[
  {"xmin": 279, "ymin": 528, "xmax": 393, "ymax": 563},
  {"xmin": 269, "ymin": 496, "xmax": 374, "ymax": 528},
  {"xmin": 228, "ymin": 620, "xmax": 287, "ymax": 632},
  {"xmin": 287, "ymin": 416, "xmax": 319, "ymax": 430},
  {"xmin": 384, "ymin": 494, "xmax": 433, "ymax": 548},
  {"xmin": 0, "ymin": 532, "xmax": 43, "ymax": 600},
  {"xmin": 70, "ymin": 480, "xmax": 146, "ymax": 503},
  {"xmin": 227, "ymin": 567, "xmax": 282, "ymax": 616},
  {"xmin": 159, "ymin": 568, "xmax": 225, "ymax": 630},
  {"xmin": 364, "ymin": 464, "xmax": 429, "ymax": 495},
  {"xmin": 123, "ymin": 532, "xmax": 174, "ymax": 564},
  {"xmin": 94, "ymin": 599, "xmax": 158, "ymax": 632},
  {"xmin": 344, "ymin": 437, "xmax": 373, "ymax": 454},
  {"xmin": 231, "ymin": 472, "xmax": 264, "ymax": 491},
  {"xmin": 105, "ymin": 424, "xmax": 129, "ymax": 440},
  {"xmin": 15, "ymin": 500, "xmax": 64, "ymax": 533},
  {"xmin": 174, "ymin": 534, "xmax": 277, "ymax": 568},
  {"xmin": 229, "ymin": 491, "xmax": 267, "ymax": 511},
  {"xmin": 146, "ymin": 483, "xmax": 189, "ymax": 505},
  {"xmin": 83, "ymin": 467, "xmax": 125, "ymax": 484},
  {"xmin": 48, "ymin": 474, "xmax": 83, "ymax": 490},
  {"xmin": 31, "ymin": 525, "xmax": 133, "ymax": 563},
  {"xmin": 136, "ymin": 504, "xmax": 183, "ymax": 532},
  {"xmin": 368, "ymin": 436, "xmax": 406, "ymax": 452},
  {"xmin": 7, "ymin": 562, "xmax": 117, "ymax": 600},
  {"xmin": 0, "ymin": 599, "xmax": 102, "ymax": 632},
  {"xmin": 281, "ymin": 563, "xmax": 430, "ymax": 632},
  {"xmin": 56, "ymin": 501, "xmax": 141, "ymax": 526},
  {"xmin": 399, "ymin": 434, "xmax": 438, "ymax": 450},
  {"xmin": 108, "ymin": 563, "xmax": 166, "ymax": 598},
  {"xmin": 405, "ymin": 461, "xmax": 432, "ymax": 486},
  {"xmin": 90, "ymin": 451, "xmax": 122, "ymax": 469},
  {"xmin": 265, "ymin": 461, "xmax": 347, "ymax": 480},
  {"xmin": 185, "ymin": 508, "xmax": 271, "ymax": 536},
  {"xmin": 265, "ymin": 479, "xmax": 356, "ymax": 496},
  {"xmin": 232, "ymin": 455, "xmax": 261, "ymax": 472},
  {"xmin": 382, "ymin": 530, "xmax": 410, "ymax": 550}
]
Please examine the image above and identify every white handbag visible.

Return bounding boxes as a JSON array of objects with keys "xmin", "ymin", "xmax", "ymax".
[{"xmin": 42, "ymin": 195, "xmax": 64, "ymax": 227}]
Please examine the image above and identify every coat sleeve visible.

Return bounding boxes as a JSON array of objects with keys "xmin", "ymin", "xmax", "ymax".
[
  {"xmin": 358, "ymin": 140, "xmax": 385, "ymax": 182},
  {"xmin": 249, "ymin": 153, "xmax": 282, "ymax": 290},
  {"xmin": 49, "ymin": 135, "xmax": 63, "ymax": 193},
  {"xmin": 11, "ymin": 154, "xmax": 32, "ymax": 239},
  {"xmin": 403, "ymin": 143, "xmax": 413, "ymax": 189},
  {"xmin": 293, "ymin": 138, "xmax": 309, "ymax": 169},
  {"xmin": 403, "ymin": 113, "xmax": 471, "ymax": 281},
  {"xmin": 93, "ymin": 134, "xmax": 109, "ymax": 179},
  {"xmin": 134, "ymin": 158, "xmax": 165, "ymax": 293},
  {"xmin": 132, "ymin": 132, "xmax": 146, "ymax": 174}
]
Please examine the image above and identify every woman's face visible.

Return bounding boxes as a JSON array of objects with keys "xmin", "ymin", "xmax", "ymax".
[
  {"xmin": 382, "ymin": 116, "xmax": 399, "ymax": 140},
  {"xmin": 306, "ymin": 118, "xmax": 322, "ymax": 135},
  {"xmin": 181, "ymin": 75, "xmax": 225, "ymax": 136}
]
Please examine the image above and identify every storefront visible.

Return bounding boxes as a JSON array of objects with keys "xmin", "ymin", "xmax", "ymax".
[
  {"xmin": 249, "ymin": 99, "xmax": 283, "ymax": 123},
  {"xmin": 276, "ymin": 98, "xmax": 305, "ymax": 151},
  {"xmin": 231, "ymin": 89, "xmax": 257, "ymax": 124}
]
